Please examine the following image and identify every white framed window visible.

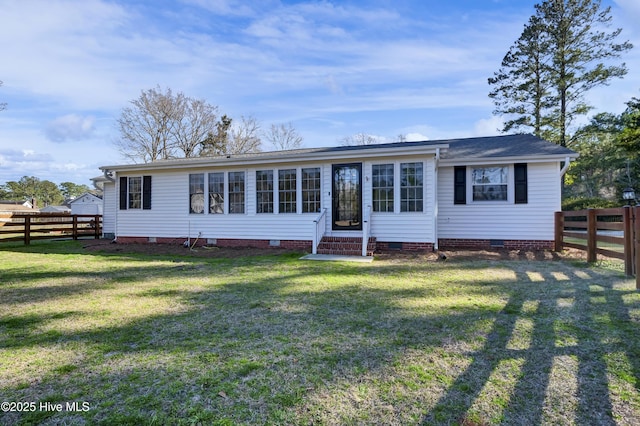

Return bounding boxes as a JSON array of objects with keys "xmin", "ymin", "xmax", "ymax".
[
  {"xmin": 120, "ymin": 176, "xmax": 151, "ymax": 210},
  {"xmin": 472, "ymin": 166, "xmax": 508, "ymax": 201},
  {"xmin": 400, "ymin": 162, "xmax": 423, "ymax": 212},
  {"xmin": 302, "ymin": 168, "xmax": 321, "ymax": 213},
  {"xmin": 372, "ymin": 164, "xmax": 394, "ymax": 212},
  {"xmin": 279, "ymin": 169, "xmax": 297, "ymax": 213},
  {"xmin": 128, "ymin": 177, "xmax": 142, "ymax": 209},
  {"xmin": 189, "ymin": 174, "xmax": 205, "ymax": 214},
  {"xmin": 228, "ymin": 171, "xmax": 245, "ymax": 214},
  {"xmin": 256, "ymin": 170, "xmax": 274, "ymax": 213},
  {"xmin": 208, "ymin": 172, "xmax": 224, "ymax": 214}
]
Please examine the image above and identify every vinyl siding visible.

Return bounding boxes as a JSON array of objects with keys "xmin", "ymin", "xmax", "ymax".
[
  {"xmin": 102, "ymin": 181, "xmax": 116, "ymax": 235},
  {"xmin": 438, "ymin": 162, "xmax": 561, "ymax": 240},
  {"xmin": 113, "ymin": 156, "xmax": 438, "ymax": 244},
  {"xmin": 116, "ymin": 168, "xmax": 323, "ymax": 241},
  {"xmin": 368, "ymin": 158, "xmax": 435, "ymax": 243}
]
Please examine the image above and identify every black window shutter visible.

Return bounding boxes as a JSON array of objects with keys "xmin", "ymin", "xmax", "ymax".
[
  {"xmin": 454, "ymin": 166, "xmax": 466, "ymax": 205},
  {"xmin": 143, "ymin": 176, "xmax": 152, "ymax": 210},
  {"xmin": 119, "ymin": 177, "xmax": 128, "ymax": 210},
  {"xmin": 514, "ymin": 163, "xmax": 528, "ymax": 204}
]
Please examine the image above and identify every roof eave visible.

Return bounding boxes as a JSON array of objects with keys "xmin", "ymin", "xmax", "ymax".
[
  {"xmin": 100, "ymin": 143, "xmax": 450, "ymax": 173},
  {"xmin": 439, "ymin": 152, "xmax": 579, "ymax": 166}
]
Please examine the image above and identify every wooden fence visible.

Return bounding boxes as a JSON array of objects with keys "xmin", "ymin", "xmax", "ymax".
[
  {"xmin": 555, "ymin": 206, "xmax": 640, "ymax": 288},
  {"xmin": 0, "ymin": 212, "xmax": 102, "ymax": 244}
]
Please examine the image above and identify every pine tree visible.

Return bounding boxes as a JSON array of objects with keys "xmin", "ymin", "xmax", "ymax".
[
  {"xmin": 489, "ymin": 0, "xmax": 632, "ymax": 147},
  {"xmin": 489, "ymin": 16, "xmax": 553, "ymax": 137}
]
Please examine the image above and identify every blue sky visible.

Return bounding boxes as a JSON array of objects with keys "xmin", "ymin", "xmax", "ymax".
[{"xmin": 1, "ymin": 0, "xmax": 639, "ymax": 187}]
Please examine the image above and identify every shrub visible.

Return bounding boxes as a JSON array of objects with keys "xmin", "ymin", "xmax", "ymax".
[{"xmin": 562, "ymin": 197, "xmax": 620, "ymax": 211}]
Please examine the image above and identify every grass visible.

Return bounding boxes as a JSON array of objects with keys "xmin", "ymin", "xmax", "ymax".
[{"xmin": 1, "ymin": 241, "xmax": 640, "ymax": 425}]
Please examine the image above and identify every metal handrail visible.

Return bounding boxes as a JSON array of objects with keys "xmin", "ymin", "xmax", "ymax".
[
  {"xmin": 312, "ymin": 208, "xmax": 327, "ymax": 254},
  {"xmin": 362, "ymin": 205, "xmax": 372, "ymax": 257}
]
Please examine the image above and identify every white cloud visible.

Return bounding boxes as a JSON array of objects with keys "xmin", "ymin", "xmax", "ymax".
[
  {"xmin": 0, "ymin": 149, "xmax": 55, "ymax": 182},
  {"xmin": 405, "ymin": 133, "xmax": 430, "ymax": 142},
  {"xmin": 45, "ymin": 114, "xmax": 96, "ymax": 143},
  {"xmin": 473, "ymin": 116, "xmax": 504, "ymax": 136},
  {"xmin": 0, "ymin": 149, "xmax": 52, "ymax": 164}
]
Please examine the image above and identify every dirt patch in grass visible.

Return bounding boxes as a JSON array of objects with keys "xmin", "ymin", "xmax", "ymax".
[
  {"xmin": 81, "ymin": 238, "xmax": 593, "ymax": 264},
  {"xmin": 81, "ymin": 239, "xmax": 301, "ymax": 258}
]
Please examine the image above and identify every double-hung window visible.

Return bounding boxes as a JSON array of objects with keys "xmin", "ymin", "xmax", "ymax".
[
  {"xmin": 120, "ymin": 176, "xmax": 151, "ymax": 210},
  {"xmin": 256, "ymin": 170, "xmax": 274, "ymax": 213},
  {"xmin": 189, "ymin": 174, "xmax": 205, "ymax": 214},
  {"xmin": 228, "ymin": 171, "xmax": 245, "ymax": 214},
  {"xmin": 400, "ymin": 162, "xmax": 423, "ymax": 212},
  {"xmin": 208, "ymin": 172, "xmax": 224, "ymax": 214},
  {"xmin": 472, "ymin": 167, "xmax": 508, "ymax": 201},
  {"xmin": 372, "ymin": 164, "xmax": 394, "ymax": 212},
  {"xmin": 128, "ymin": 177, "xmax": 142, "ymax": 209},
  {"xmin": 302, "ymin": 168, "xmax": 321, "ymax": 213},
  {"xmin": 279, "ymin": 169, "xmax": 297, "ymax": 213}
]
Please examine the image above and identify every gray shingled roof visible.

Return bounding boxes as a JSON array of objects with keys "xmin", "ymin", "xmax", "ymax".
[
  {"xmin": 101, "ymin": 134, "xmax": 576, "ymax": 171},
  {"xmin": 204, "ymin": 134, "xmax": 575, "ymax": 160},
  {"xmin": 439, "ymin": 134, "xmax": 576, "ymax": 159}
]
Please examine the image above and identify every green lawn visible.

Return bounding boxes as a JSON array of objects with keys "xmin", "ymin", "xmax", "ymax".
[{"xmin": 1, "ymin": 241, "xmax": 640, "ymax": 425}]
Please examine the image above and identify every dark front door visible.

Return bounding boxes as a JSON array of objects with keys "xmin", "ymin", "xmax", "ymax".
[{"xmin": 332, "ymin": 163, "xmax": 362, "ymax": 231}]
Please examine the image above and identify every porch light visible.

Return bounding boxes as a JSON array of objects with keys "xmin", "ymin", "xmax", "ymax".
[{"xmin": 622, "ymin": 187, "xmax": 636, "ymax": 205}]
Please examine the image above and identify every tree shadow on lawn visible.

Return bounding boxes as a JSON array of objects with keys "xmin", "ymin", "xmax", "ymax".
[
  {"xmin": 1, "ymin": 253, "xmax": 639, "ymax": 425},
  {"xmin": 424, "ymin": 263, "xmax": 640, "ymax": 425}
]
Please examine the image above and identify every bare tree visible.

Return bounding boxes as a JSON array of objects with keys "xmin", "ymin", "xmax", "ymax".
[
  {"xmin": 264, "ymin": 122, "xmax": 304, "ymax": 151},
  {"xmin": 115, "ymin": 86, "xmax": 221, "ymax": 162},
  {"xmin": 174, "ymin": 98, "xmax": 220, "ymax": 157},
  {"xmin": 339, "ymin": 133, "xmax": 380, "ymax": 146},
  {"xmin": 227, "ymin": 116, "xmax": 262, "ymax": 154}
]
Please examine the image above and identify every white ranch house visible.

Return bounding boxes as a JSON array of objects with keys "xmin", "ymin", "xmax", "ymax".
[{"xmin": 98, "ymin": 134, "xmax": 577, "ymax": 256}]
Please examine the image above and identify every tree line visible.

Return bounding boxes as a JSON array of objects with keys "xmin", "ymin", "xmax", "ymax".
[{"xmin": 0, "ymin": 177, "xmax": 93, "ymax": 208}]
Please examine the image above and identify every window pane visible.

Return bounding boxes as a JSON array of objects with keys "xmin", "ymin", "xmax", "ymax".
[
  {"xmin": 279, "ymin": 169, "xmax": 297, "ymax": 213},
  {"xmin": 189, "ymin": 174, "xmax": 205, "ymax": 214},
  {"xmin": 228, "ymin": 171, "xmax": 245, "ymax": 214},
  {"xmin": 128, "ymin": 177, "xmax": 142, "ymax": 209},
  {"xmin": 472, "ymin": 166, "xmax": 508, "ymax": 201},
  {"xmin": 472, "ymin": 167, "xmax": 507, "ymax": 185},
  {"xmin": 302, "ymin": 168, "xmax": 320, "ymax": 213},
  {"xmin": 256, "ymin": 170, "xmax": 274, "ymax": 213},
  {"xmin": 372, "ymin": 164, "xmax": 394, "ymax": 212},
  {"xmin": 473, "ymin": 184, "xmax": 508, "ymax": 201},
  {"xmin": 400, "ymin": 162, "xmax": 423, "ymax": 212},
  {"xmin": 208, "ymin": 172, "xmax": 224, "ymax": 214}
]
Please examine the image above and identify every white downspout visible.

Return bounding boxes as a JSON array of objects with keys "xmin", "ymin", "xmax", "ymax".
[
  {"xmin": 433, "ymin": 148, "xmax": 440, "ymax": 251},
  {"xmin": 110, "ymin": 170, "xmax": 118, "ymax": 242}
]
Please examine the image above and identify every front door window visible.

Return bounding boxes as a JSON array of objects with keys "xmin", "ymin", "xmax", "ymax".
[{"xmin": 332, "ymin": 163, "xmax": 362, "ymax": 230}]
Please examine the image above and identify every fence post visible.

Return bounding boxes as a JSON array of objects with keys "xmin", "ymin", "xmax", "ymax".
[
  {"xmin": 635, "ymin": 206, "xmax": 640, "ymax": 290},
  {"xmin": 24, "ymin": 216, "xmax": 31, "ymax": 245},
  {"xmin": 72, "ymin": 215, "xmax": 78, "ymax": 240},
  {"xmin": 587, "ymin": 209, "xmax": 597, "ymax": 263},
  {"xmin": 554, "ymin": 211, "xmax": 564, "ymax": 252},
  {"xmin": 94, "ymin": 215, "xmax": 100, "ymax": 239},
  {"xmin": 623, "ymin": 206, "xmax": 633, "ymax": 276}
]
